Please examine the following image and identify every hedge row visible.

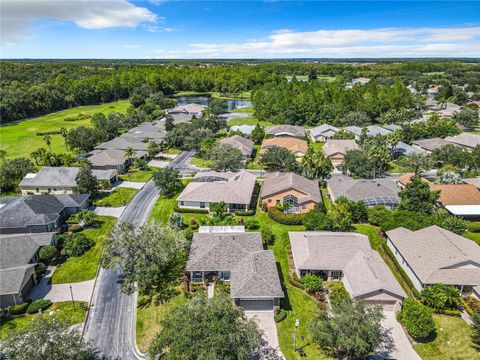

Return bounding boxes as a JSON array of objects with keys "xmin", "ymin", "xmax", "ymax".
[
  {"xmin": 268, "ymin": 208, "xmax": 306, "ymax": 225},
  {"xmin": 36, "ymin": 130, "xmax": 63, "ymax": 136},
  {"xmin": 468, "ymin": 222, "xmax": 480, "ymax": 233},
  {"xmin": 274, "ymin": 308, "xmax": 287, "ymax": 322},
  {"xmin": 8, "ymin": 302, "xmax": 31, "ymax": 315},
  {"xmin": 27, "ymin": 299, "xmax": 52, "ymax": 314},
  {"xmin": 380, "ymin": 241, "xmax": 421, "ymax": 298},
  {"xmin": 234, "ymin": 209, "xmax": 255, "ymax": 216},
  {"xmin": 174, "ymin": 206, "xmax": 209, "ymax": 214}
]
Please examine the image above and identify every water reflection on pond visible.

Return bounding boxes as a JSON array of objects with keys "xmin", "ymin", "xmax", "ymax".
[{"xmin": 175, "ymin": 96, "xmax": 251, "ymax": 111}]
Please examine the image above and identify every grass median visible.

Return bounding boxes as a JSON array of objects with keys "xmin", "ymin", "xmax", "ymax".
[{"xmin": 93, "ymin": 188, "xmax": 137, "ymax": 207}]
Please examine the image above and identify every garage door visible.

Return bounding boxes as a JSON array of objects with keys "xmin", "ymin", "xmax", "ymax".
[
  {"xmin": 239, "ymin": 299, "xmax": 273, "ymax": 311},
  {"xmin": 364, "ymin": 300, "xmax": 396, "ymax": 311}
]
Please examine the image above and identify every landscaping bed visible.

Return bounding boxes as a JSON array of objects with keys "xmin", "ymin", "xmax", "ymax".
[{"xmin": 51, "ymin": 216, "xmax": 116, "ymax": 284}]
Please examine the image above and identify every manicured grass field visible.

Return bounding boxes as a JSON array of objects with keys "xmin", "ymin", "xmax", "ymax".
[
  {"xmin": 0, "ymin": 301, "xmax": 88, "ymax": 339},
  {"xmin": 51, "ymin": 216, "xmax": 116, "ymax": 284},
  {"xmin": 227, "ymin": 116, "xmax": 274, "ymax": 128},
  {"xmin": 190, "ymin": 156, "xmax": 212, "ymax": 169},
  {"xmin": 136, "ymin": 292, "xmax": 187, "ymax": 353},
  {"xmin": 1, "ymin": 100, "xmax": 130, "ymax": 159},
  {"xmin": 414, "ymin": 314, "xmax": 479, "ymax": 360},
  {"xmin": 119, "ymin": 170, "xmax": 153, "ymax": 182},
  {"xmin": 93, "ymin": 188, "xmax": 137, "ymax": 207}
]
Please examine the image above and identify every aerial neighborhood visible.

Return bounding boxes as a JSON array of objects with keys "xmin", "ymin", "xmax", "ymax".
[{"xmin": 1, "ymin": 58, "xmax": 480, "ymax": 360}]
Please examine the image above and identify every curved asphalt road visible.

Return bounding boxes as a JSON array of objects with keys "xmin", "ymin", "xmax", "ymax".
[{"xmin": 83, "ymin": 151, "xmax": 195, "ymax": 359}]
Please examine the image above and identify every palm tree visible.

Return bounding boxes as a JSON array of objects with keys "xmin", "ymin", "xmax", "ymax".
[
  {"xmin": 367, "ymin": 145, "xmax": 389, "ymax": 179},
  {"xmin": 43, "ymin": 135, "xmax": 52, "ymax": 152},
  {"xmin": 60, "ymin": 127, "xmax": 69, "ymax": 151},
  {"xmin": 124, "ymin": 147, "xmax": 135, "ymax": 164},
  {"xmin": 30, "ymin": 149, "xmax": 41, "ymax": 166},
  {"xmin": 0, "ymin": 149, "xmax": 7, "ymax": 163},
  {"xmin": 387, "ymin": 130, "xmax": 402, "ymax": 160},
  {"xmin": 147, "ymin": 141, "xmax": 159, "ymax": 156}
]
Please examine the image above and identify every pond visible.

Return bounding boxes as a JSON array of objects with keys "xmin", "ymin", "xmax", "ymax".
[{"xmin": 175, "ymin": 95, "xmax": 252, "ymax": 111}]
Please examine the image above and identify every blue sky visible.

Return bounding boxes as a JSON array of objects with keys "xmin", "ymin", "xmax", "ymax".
[{"xmin": 1, "ymin": 1, "xmax": 480, "ymax": 58}]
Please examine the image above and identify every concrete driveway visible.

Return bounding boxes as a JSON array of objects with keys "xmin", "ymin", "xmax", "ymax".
[
  {"xmin": 28, "ymin": 266, "xmax": 94, "ymax": 303},
  {"xmin": 379, "ymin": 311, "xmax": 421, "ymax": 360},
  {"xmin": 94, "ymin": 206, "xmax": 125, "ymax": 218},
  {"xmin": 245, "ymin": 311, "xmax": 283, "ymax": 356},
  {"xmin": 148, "ymin": 159, "xmax": 170, "ymax": 168}
]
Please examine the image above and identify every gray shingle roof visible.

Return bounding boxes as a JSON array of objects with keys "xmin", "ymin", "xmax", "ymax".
[
  {"xmin": 95, "ymin": 134, "xmax": 150, "ymax": 151},
  {"xmin": 265, "ymin": 125, "xmax": 305, "ymax": 138},
  {"xmin": 261, "ymin": 172, "xmax": 322, "ymax": 204},
  {"xmin": 309, "ymin": 124, "xmax": 339, "ymax": 138},
  {"xmin": 0, "ymin": 194, "xmax": 89, "ymax": 229},
  {"xmin": 289, "ymin": 232, "xmax": 371, "ymax": 270},
  {"xmin": 412, "ymin": 138, "xmax": 451, "ymax": 152},
  {"xmin": 0, "ymin": 265, "xmax": 36, "ymax": 295},
  {"xmin": 327, "ymin": 175, "xmax": 400, "ymax": 204},
  {"xmin": 444, "ymin": 133, "xmax": 480, "ymax": 149},
  {"xmin": 0, "ymin": 233, "xmax": 54, "ymax": 269},
  {"xmin": 386, "ymin": 225, "xmax": 480, "ymax": 286},
  {"xmin": 219, "ymin": 135, "xmax": 254, "ymax": 156},
  {"xmin": 177, "ymin": 171, "xmax": 256, "ymax": 205},
  {"xmin": 464, "ymin": 177, "xmax": 480, "ymax": 189},
  {"xmin": 231, "ymin": 251, "xmax": 284, "ymax": 299},
  {"xmin": 186, "ymin": 232, "xmax": 283, "ymax": 299},
  {"xmin": 186, "ymin": 232, "xmax": 263, "ymax": 270},
  {"xmin": 87, "ymin": 149, "xmax": 147, "ymax": 167}
]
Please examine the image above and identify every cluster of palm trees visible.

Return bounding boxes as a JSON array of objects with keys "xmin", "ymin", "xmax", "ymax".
[{"xmin": 30, "ymin": 147, "xmax": 77, "ymax": 167}]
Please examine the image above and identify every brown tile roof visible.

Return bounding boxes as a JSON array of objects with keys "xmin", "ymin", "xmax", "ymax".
[
  {"xmin": 260, "ymin": 137, "xmax": 308, "ymax": 155},
  {"xmin": 322, "ymin": 140, "xmax": 359, "ymax": 157},
  {"xmin": 430, "ymin": 183, "xmax": 480, "ymax": 205},
  {"xmin": 261, "ymin": 172, "xmax": 322, "ymax": 204}
]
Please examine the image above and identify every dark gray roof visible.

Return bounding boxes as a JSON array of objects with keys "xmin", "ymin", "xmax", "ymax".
[
  {"xmin": 266, "ymin": 125, "xmax": 305, "ymax": 137},
  {"xmin": 327, "ymin": 175, "xmax": 400, "ymax": 204},
  {"xmin": 0, "ymin": 265, "xmax": 36, "ymax": 295},
  {"xmin": 96, "ymin": 134, "xmax": 152, "ymax": 151},
  {"xmin": 0, "ymin": 194, "xmax": 89, "ymax": 229},
  {"xmin": 231, "ymin": 251, "xmax": 284, "ymax": 299},
  {"xmin": 0, "ymin": 233, "xmax": 54, "ymax": 269},
  {"xmin": 186, "ymin": 232, "xmax": 263, "ymax": 270}
]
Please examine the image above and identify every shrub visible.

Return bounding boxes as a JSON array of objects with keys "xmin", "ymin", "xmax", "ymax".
[
  {"xmin": 38, "ymin": 245, "xmax": 58, "ymax": 263},
  {"xmin": 301, "ymin": 274, "xmax": 323, "ymax": 293},
  {"xmin": 274, "ymin": 308, "xmax": 287, "ymax": 322},
  {"xmin": 68, "ymin": 224, "xmax": 83, "ymax": 233},
  {"xmin": 327, "ymin": 282, "xmax": 350, "ymax": 308},
  {"xmin": 261, "ymin": 225, "xmax": 275, "ymax": 246},
  {"xmin": 9, "ymin": 302, "xmax": 30, "ymax": 316},
  {"xmin": 380, "ymin": 210, "xmax": 435, "ymax": 232},
  {"xmin": 35, "ymin": 263, "xmax": 47, "ymax": 277},
  {"xmin": 367, "ymin": 206, "xmax": 391, "ymax": 226},
  {"xmin": 63, "ymin": 233, "xmax": 95, "ymax": 257},
  {"xmin": 421, "ymin": 284, "xmax": 461, "ymax": 310},
  {"xmin": 267, "ymin": 208, "xmax": 306, "ymax": 225},
  {"xmin": 174, "ymin": 206, "xmax": 209, "ymax": 214},
  {"xmin": 234, "ymin": 209, "xmax": 255, "ymax": 216},
  {"xmin": 26, "ymin": 299, "xmax": 52, "ymax": 314},
  {"xmin": 184, "ymin": 228, "xmax": 194, "ymax": 241},
  {"xmin": 468, "ymin": 222, "xmax": 480, "ymax": 233},
  {"xmin": 303, "ymin": 210, "xmax": 334, "ymax": 230},
  {"xmin": 464, "ymin": 295, "xmax": 480, "ymax": 313},
  {"xmin": 397, "ymin": 298, "xmax": 435, "ymax": 339},
  {"xmin": 244, "ymin": 218, "xmax": 260, "ymax": 230}
]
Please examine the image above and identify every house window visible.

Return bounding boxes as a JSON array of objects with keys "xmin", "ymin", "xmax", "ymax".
[
  {"xmin": 276, "ymin": 199, "xmax": 281, "ymax": 205},
  {"xmin": 48, "ymin": 188, "xmax": 51, "ymax": 193},
  {"xmin": 53, "ymin": 188, "xmax": 57, "ymax": 192},
  {"xmin": 268, "ymin": 199, "xmax": 272, "ymax": 203},
  {"xmin": 35, "ymin": 188, "xmax": 39, "ymax": 193},
  {"xmin": 220, "ymin": 271, "xmax": 230, "ymax": 281},
  {"xmin": 192, "ymin": 271, "xmax": 203, "ymax": 281},
  {"xmin": 331, "ymin": 271, "xmax": 342, "ymax": 280},
  {"xmin": 180, "ymin": 201, "xmax": 184, "ymax": 206},
  {"xmin": 200, "ymin": 202, "xmax": 206, "ymax": 209}
]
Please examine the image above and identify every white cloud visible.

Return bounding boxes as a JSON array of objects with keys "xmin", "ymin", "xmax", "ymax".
[
  {"xmin": 183, "ymin": 27, "xmax": 480, "ymax": 58},
  {"xmin": 1, "ymin": 0, "xmax": 158, "ymax": 46},
  {"xmin": 148, "ymin": 26, "xmax": 178, "ymax": 33},
  {"xmin": 123, "ymin": 44, "xmax": 142, "ymax": 49}
]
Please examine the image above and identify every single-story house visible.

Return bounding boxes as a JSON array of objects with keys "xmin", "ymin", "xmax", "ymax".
[
  {"xmin": 430, "ymin": 102, "xmax": 463, "ymax": 118},
  {"xmin": 19, "ymin": 167, "xmax": 117, "ymax": 195},
  {"xmin": 185, "ymin": 230, "xmax": 284, "ymax": 310},
  {"xmin": 219, "ymin": 135, "xmax": 254, "ymax": 158},
  {"xmin": 0, "ymin": 194, "xmax": 90, "ymax": 234},
  {"xmin": 345, "ymin": 77, "xmax": 371, "ymax": 89},
  {"xmin": 386, "ymin": 226, "xmax": 480, "ymax": 297},
  {"xmin": 411, "ymin": 137, "xmax": 452, "ymax": 153},
  {"xmin": 167, "ymin": 103, "xmax": 206, "ymax": 117},
  {"xmin": 87, "ymin": 149, "xmax": 148, "ymax": 172},
  {"xmin": 289, "ymin": 231, "xmax": 406, "ymax": 310},
  {"xmin": 95, "ymin": 134, "xmax": 151, "ymax": 151},
  {"xmin": 430, "ymin": 183, "xmax": 480, "ymax": 219},
  {"xmin": 382, "ymin": 124, "xmax": 402, "ymax": 132},
  {"xmin": 126, "ymin": 121, "xmax": 167, "ymax": 142},
  {"xmin": 0, "ymin": 233, "xmax": 55, "ymax": 308},
  {"xmin": 229, "ymin": 125, "xmax": 256, "ymax": 137},
  {"xmin": 265, "ymin": 125, "xmax": 305, "ymax": 138},
  {"xmin": 177, "ymin": 171, "xmax": 256, "ymax": 212},
  {"xmin": 309, "ymin": 124, "xmax": 339, "ymax": 142},
  {"xmin": 322, "ymin": 140, "xmax": 360, "ymax": 166},
  {"xmin": 343, "ymin": 126, "xmax": 362, "ymax": 140},
  {"xmin": 327, "ymin": 174, "xmax": 400, "ymax": 209},
  {"xmin": 260, "ymin": 137, "xmax": 308, "ymax": 161},
  {"xmin": 444, "ymin": 133, "xmax": 480, "ymax": 150},
  {"xmin": 391, "ymin": 141, "xmax": 425, "ymax": 157},
  {"xmin": 261, "ymin": 172, "xmax": 321, "ymax": 213}
]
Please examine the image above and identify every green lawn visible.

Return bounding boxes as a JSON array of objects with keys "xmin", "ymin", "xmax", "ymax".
[
  {"xmin": 227, "ymin": 116, "xmax": 274, "ymax": 128},
  {"xmin": 414, "ymin": 314, "xmax": 479, "ymax": 360},
  {"xmin": 1, "ymin": 100, "xmax": 130, "ymax": 159},
  {"xmin": 93, "ymin": 188, "xmax": 137, "ymax": 207},
  {"xmin": 0, "ymin": 301, "xmax": 88, "ymax": 339},
  {"xmin": 136, "ymin": 293, "xmax": 187, "ymax": 353},
  {"xmin": 190, "ymin": 156, "xmax": 212, "ymax": 169},
  {"xmin": 465, "ymin": 231, "xmax": 480, "ymax": 246},
  {"xmin": 119, "ymin": 170, "xmax": 153, "ymax": 182},
  {"xmin": 148, "ymin": 194, "xmax": 207, "ymax": 225},
  {"xmin": 51, "ymin": 216, "xmax": 116, "ymax": 284},
  {"xmin": 230, "ymin": 106, "xmax": 255, "ymax": 114}
]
